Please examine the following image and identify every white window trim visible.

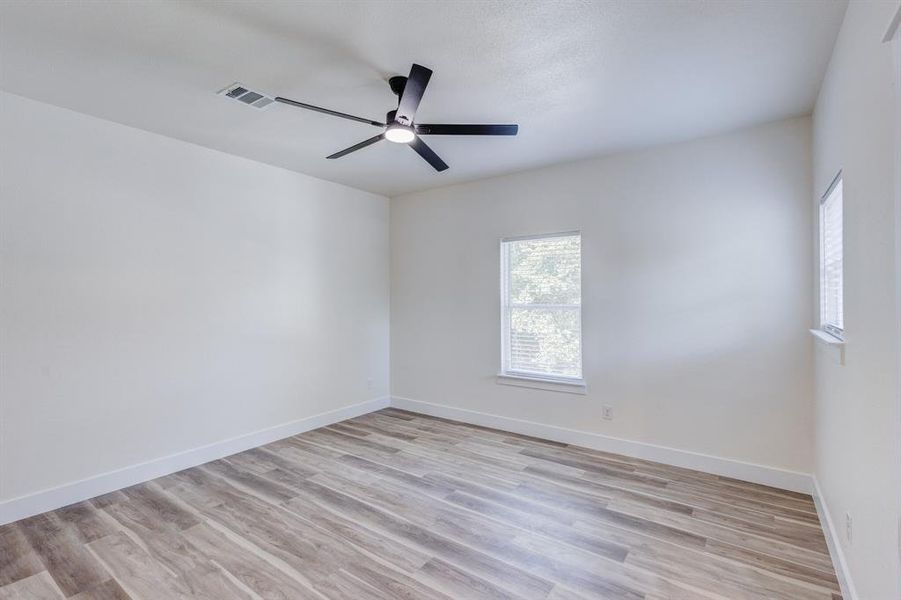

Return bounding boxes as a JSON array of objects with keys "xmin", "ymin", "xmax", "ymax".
[
  {"xmin": 817, "ymin": 171, "xmax": 844, "ymax": 341},
  {"xmin": 496, "ymin": 372, "xmax": 587, "ymax": 394},
  {"xmin": 809, "ymin": 328, "xmax": 845, "ymax": 366},
  {"xmin": 498, "ymin": 230, "xmax": 585, "ymax": 389},
  {"xmin": 809, "ymin": 328, "xmax": 845, "ymax": 346}
]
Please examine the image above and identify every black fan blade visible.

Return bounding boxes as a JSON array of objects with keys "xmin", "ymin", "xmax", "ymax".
[
  {"xmin": 409, "ymin": 137, "xmax": 448, "ymax": 172},
  {"xmin": 395, "ymin": 64, "xmax": 432, "ymax": 125},
  {"xmin": 275, "ymin": 97, "xmax": 384, "ymax": 127},
  {"xmin": 415, "ymin": 124, "xmax": 518, "ymax": 136},
  {"xmin": 326, "ymin": 134, "xmax": 384, "ymax": 159}
]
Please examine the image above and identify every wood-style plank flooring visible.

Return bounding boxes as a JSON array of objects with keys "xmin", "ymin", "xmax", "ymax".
[{"xmin": 0, "ymin": 408, "xmax": 840, "ymax": 599}]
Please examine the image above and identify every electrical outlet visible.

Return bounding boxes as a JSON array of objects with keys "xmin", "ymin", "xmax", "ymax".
[
  {"xmin": 366, "ymin": 378, "xmax": 373, "ymax": 391},
  {"xmin": 602, "ymin": 406, "xmax": 613, "ymax": 420},
  {"xmin": 845, "ymin": 512, "xmax": 853, "ymax": 545}
]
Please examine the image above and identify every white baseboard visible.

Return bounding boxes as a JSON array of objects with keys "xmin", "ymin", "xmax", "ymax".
[
  {"xmin": 2, "ymin": 393, "xmax": 817, "ymax": 527},
  {"xmin": 0, "ymin": 396, "xmax": 390, "ymax": 526},
  {"xmin": 812, "ymin": 477, "xmax": 858, "ymax": 600},
  {"xmin": 390, "ymin": 396, "xmax": 813, "ymax": 494}
]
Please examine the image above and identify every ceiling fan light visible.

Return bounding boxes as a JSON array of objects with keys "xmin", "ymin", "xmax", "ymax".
[{"xmin": 385, "ymin": 125, "xmax": 415, "ymax": 144}]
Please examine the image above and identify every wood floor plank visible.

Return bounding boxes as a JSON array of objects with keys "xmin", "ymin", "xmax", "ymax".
[
  {"xmin": 344, "ymin": 420, "xmax": 419, "ymax": 441},
  {"xmin": 567, "ymin": 517, "xmax": 834, "ymax": 599},
  {"xmin": 69, "ymin": 579, "xmax": 132, "ymax": 600},
  {"xmin": 304, "ymin": 462, "xmax": 648, "ymax": 599},
  {"xmin": 339, "ymin": 455, "xmax": 458, "ymax": 498},
  {"xmin": 228, "ymin": 447, "xmax": 317, "ymax": 480},
  {"xmin": 86, "ymin": 532, "xmax": 194, "ymax": 600},
  {"xmin": 418, "ymin": 558, "xmax": 520, "ymax": 600},
  {"xmin": 89, "ymin": 491, "xmax": 129, "ymax": 509},
  {"xmin": 522, "ymin": 464, "xmax": 830, "ymax": 559},
  {"xmin": 280, "ymin": 488, "xmax": 433, "ymax": 573},
  {"xmin": 576, "ymin": 499, "xmax": 836, "ymax": 574},
  {"xmin": 98, "ymin": 497, "xmax": 254, "ymax": 600},
  {"xmin": 170, "ymin": 472, "xmax": 358, "ymax": 578},
  {"xmin": 342, "ymin": 563, "xmax": 454, "ymax": 600},
  {"xmin": 703, "ymin": 539, "xmax": 838, "ymax": 590},
  {"xmin": 17, "ymin": 513, "xmax": 110, "ymax": 597},
  {"xmin": 547, "ymin": 585, "xmax": 597, "ymax": 600},
  {"xmin": 0, "ymin": 571, "xmax": 66, "ymax": 600},
  {"xmin": 121, "ymin": 484, "xmax": 201, "ymax": 532},
  {"xmin": 303, "ymin": 428, "xmax": 401, "ymax": 458},
  {"xmin": 55, "ymin": 503, "xmax": 116, "ymax": 544},
  {"xmin": 1, "ymin": 409, "xmax": 840, "ymax": 599},
  {"xmin": 432, "ymin": 509, "xmax": 645, "ymax": 600},
  {"xmin": 181, "ymin": 523, "xmax": 323, "ymax": 600},
  {"xmin": 0, "ymin": 523, "xmax": 45, "ymax": 587},
  {"xmin": 168, "ymin": 467, "xmax": 439, "ymax": 600},
  {"xmin": 201, "ymin": 460, "xmax": 297, "ymax": 505},
  {"xmin": 286, "ymin": 475, "xmax": 555, "ymax": 599},
  {"xmin": 515, "ymin": 533, "xmax": 708, "ymax": 600}
]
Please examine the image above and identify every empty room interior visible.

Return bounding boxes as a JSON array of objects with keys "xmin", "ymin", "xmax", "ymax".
[{"xmin": 1, "ymin": 1, "xmax": 900, "ymax": 599}]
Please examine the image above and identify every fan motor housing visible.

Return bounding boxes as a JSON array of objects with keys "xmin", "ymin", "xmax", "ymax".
[{"xmin": 388, "ymin": 76, "xmax": 407, "ymax": 97}]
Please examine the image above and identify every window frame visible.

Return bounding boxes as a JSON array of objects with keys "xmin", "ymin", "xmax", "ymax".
[
  {"xmin": 818, "ymin": 171, "xmax": 844, "ymax": 341},
  {"xmin": 499, "ymin": 230, "xmax": 584, "ymax": 386}
]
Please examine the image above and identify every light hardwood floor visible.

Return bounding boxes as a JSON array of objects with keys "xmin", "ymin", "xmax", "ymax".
[{"xmin": 0, "ymin": 408, "xmax": 840, "ymax": 600}]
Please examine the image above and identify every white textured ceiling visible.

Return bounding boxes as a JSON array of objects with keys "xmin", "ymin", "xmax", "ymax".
[{"xmin": 0, "ymin": 0, "xmax": 846, "ymax": 197}]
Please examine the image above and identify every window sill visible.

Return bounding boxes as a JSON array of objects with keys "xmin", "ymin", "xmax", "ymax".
[
  {"xmin": 809, "ymin": 328, "xmax": 844, "ymax": 345},
  {"xmin": 496, "ymin": 373, "xmax": 587, "ymax": 395},
  {"xmin": 809, "ymin": 329, "xmax": 845, "ymax": 365}
]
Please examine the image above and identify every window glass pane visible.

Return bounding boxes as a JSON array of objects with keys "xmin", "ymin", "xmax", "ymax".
[
  {"xmin": 502, "ymin": 233, "xmax": 582, "ymax": 379},
  {"xmin": 509, "ymin": 306, "xmax": 581, "ymax": 377},
  {"xmin": 820, "ymin": 178, "xmax": 843, "ymax": 334},
  {"xmin": 508, "ymin": 236, "xmax": 581, "ymax": 305}
]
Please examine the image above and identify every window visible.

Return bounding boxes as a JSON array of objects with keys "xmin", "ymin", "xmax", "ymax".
[
  {"xmin": 500, "ymin": 232, "xmax": 582, "ymax": 382},
  {"xmin": 819, "ymin": 174, "xmax": 843, "ymax": 339}
]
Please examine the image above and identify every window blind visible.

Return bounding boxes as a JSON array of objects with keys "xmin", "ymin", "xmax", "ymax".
[
  {"xmin": 501, "ymin": 233, "xmax": 582, "ymax": 379},
  {"xmin": 820, "ymin": 177, "xmax": 843, "ymax": 338}
]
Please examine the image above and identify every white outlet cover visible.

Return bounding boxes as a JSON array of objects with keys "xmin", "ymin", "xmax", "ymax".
[{"xmin": 845, "ymin": 512, "xmax": 853, "ymax": 544}]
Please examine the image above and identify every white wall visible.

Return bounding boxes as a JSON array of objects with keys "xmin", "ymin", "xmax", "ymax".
[
  {"xmin": 391, "ymin": 117, "xmax": 815, "ymax": 476},
  {"xmin": 811, "ymin": 2, "xmax": 901, "ymax": 598},
  {"xmin": 0, "ymin": 92, "xmax": 390, "ymax": 507}
]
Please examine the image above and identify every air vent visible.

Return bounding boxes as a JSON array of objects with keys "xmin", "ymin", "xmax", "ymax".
[{"xmin": 218, "ymin": 83, "xmax": 275, "ymax": 110}]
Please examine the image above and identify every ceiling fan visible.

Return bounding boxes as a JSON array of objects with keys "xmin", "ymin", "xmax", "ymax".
[{"xmin": 273, "ymin": 63, "xmax": 518, "ymax": 172}]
